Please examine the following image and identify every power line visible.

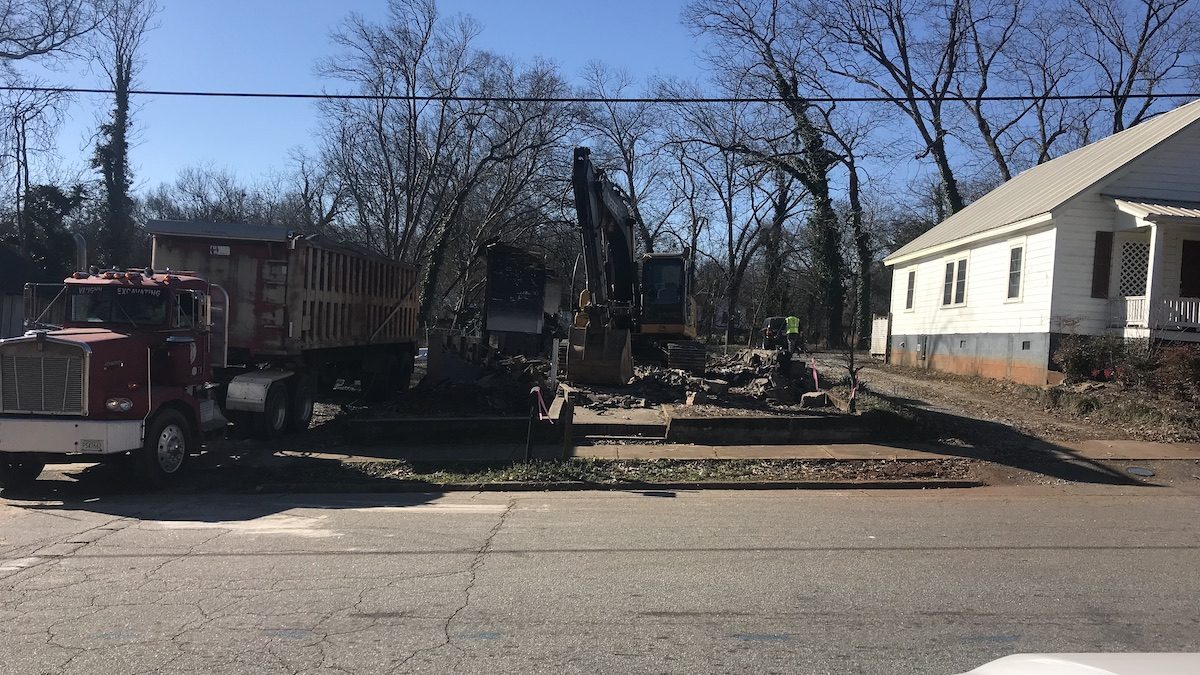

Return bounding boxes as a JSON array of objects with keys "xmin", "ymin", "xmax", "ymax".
[{"xmin": 0, "ymin": 84, "xmax": 1198, "ymax": 104}]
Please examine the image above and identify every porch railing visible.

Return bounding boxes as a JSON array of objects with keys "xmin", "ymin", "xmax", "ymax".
[
  {"xmin": 1124, "ymin": 296, "xmax": 1148, "ymax": 326},
  {"xmin": 1155, "ymin": 297, "xmax": 1200, "ymax": 329},
  {"xmin": 1112, "ymin": 296, "xmax": 1200, "ymax": 330}
]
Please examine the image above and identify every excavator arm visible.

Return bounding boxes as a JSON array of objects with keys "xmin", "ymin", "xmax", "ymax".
[{"xmin": 566, "ymin": 147, "xmax": 637, "ymax": 384}]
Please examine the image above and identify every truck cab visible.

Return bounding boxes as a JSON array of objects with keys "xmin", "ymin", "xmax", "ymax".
[{"xmin": 0, "ymin": 269, "xmax": 224, "ymax": 489}]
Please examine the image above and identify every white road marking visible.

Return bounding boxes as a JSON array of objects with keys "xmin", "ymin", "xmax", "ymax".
[
  {"xmin": 0, "ymin": 556, "xmax": 42, "ymax": 573},
  {"xmin": 147, "ymin": 514, "xmax": 339, "ymax": 538},
  {"xmin": 349, "ymin": 503, "xmax": 509, "ymax": 514}
]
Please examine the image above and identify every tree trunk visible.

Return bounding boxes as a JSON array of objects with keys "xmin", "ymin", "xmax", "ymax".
[
  {"xmin": 847, "ymin": 162, "xmax": 871, "ymax": 349},
  {"xmin": 929, "ymin": 133, "xmax": 964, "ymax": 215},
  {"xmin": 812, "ymin": 197, "xmax": 844, "ymax": 348},
  {"xmin": 97, "ymin": 66, "xmax": 133, "ymax": 267},
  {"xmin": 763, "ymin": 173, "xmax": 789, "ymax": 317},
  {"xmin": 14, "ymin": 117, "xmax": 25, "ymax": 258},
  {"xmin": 971, "ymin": 107, "xmax": 1012, "ymax": 182}
]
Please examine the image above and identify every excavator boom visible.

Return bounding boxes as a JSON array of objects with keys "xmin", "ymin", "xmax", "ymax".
[{"xmin": 566, "ymin": 147, "xmax": 635, "ymax": 385}]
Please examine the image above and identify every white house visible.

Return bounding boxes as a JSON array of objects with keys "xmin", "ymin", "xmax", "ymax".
[{"xmin": 882, "ymin": 99, "xmax": 1200, "ymax": 385}]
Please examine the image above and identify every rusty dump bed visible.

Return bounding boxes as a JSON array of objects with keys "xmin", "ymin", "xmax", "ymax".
[{"xmin": 147, "ymin": 220, "xmax": 418, "ymax": 358}]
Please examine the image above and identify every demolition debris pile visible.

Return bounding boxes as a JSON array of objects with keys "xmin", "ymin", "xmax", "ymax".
[
  {"xmin": 364, "ymin": 354, "xmax": 552, "ymax": 418},
  {"xmin": 573, "ymin": 349, "xmax": 820, "ymax": 411},
  {"xmin": 570, "ymin": 365, "xmax": 693, "ymax": 410}
]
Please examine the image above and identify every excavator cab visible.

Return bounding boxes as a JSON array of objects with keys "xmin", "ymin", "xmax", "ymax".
[{"xmin": 639, "ymin": 254, "xmax": 695, "ymax": 338}]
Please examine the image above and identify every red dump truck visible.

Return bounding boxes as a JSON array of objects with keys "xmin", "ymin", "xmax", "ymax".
[{"xmin": 0, "ymin": 220, "xmax": 419, "ymax": 487}]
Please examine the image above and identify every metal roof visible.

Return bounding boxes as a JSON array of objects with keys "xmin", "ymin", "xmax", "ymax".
[
  {"xmin": 885, "ymin": 98, "xmax": 1200, "ymax": 264},
  {"xmin": 145, "ymin": 219, "xmax": 292, "ymax": 242},
  {"xmin": 1113, "ymin": 197, "xmax": 1200, "ymax": 222}
]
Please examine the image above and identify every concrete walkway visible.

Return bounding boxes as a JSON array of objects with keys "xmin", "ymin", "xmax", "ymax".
[
  {"xmin": 262, "ymin": 438, "xmax": 1200, "ymax": 464},
  {"xmin": 575, "ymin": 440, "xmax": 1200, "ymax": 461},
  {"xmin": 572, "ymin": 443, "xmax": 939, "ymax": 460}
]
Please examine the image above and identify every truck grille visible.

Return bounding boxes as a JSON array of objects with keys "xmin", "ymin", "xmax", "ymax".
[{"xmin": 0, "ymin": 354, "xmax": 85, "ymax": 415}]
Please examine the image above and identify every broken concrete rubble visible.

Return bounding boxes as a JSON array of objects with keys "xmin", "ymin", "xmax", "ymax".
[{"xmin": 800, "ymin": 391, "xmax": 831, "ymax": 408}]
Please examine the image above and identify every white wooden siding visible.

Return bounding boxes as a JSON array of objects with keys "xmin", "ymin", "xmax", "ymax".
[
  {"xmin": 1050, "ymin": 122, "xmax": 1200, "ymax": 334},
  {"xmin": 1103, "ymin": 128, "xmax": 1200, "ymax": 202},
  {"xmin": 890, "ymin": 226, "xmax": 1055, "ymax": 336},
  {"xmin": 1049, "ymin": 196, "xmax": 1117, "ymax": 334}
]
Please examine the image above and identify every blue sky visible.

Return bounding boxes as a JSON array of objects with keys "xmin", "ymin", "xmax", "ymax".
[{"xmin": 26, "ymin": 0, "xmax": 704, "ymax": 190}]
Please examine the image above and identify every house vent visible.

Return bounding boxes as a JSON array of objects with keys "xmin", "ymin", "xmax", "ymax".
[{"xmin": 1119, "ymin": 241, "xmax": 1149, "ymax": 296}]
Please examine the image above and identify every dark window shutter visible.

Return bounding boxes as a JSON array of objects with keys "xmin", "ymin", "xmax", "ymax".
[
  {"xmin": 1091, "ymin": 231, "xmax": 1113, "ymax": 299},
  {"xmin": 1181, "ymin": 240, "xmax": 1200, "ymax": 297}
]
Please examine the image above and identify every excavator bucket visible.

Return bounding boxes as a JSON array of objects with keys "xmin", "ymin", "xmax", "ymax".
[{"xmin": 565, "ymin": 325, "xmax": 634, "ymax": 386}]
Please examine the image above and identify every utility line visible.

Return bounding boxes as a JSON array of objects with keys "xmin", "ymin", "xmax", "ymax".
[{"xmin": 0, "ymin": 84, "xmax": 1198, "ymax": 104}]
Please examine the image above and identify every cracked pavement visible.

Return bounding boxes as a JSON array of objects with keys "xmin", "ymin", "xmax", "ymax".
[{"xmin": 1, "ymin": 485, "xmax": 1199, "ymax": 673}]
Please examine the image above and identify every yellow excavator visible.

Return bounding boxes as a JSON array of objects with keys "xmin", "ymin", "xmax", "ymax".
[{"xmin": 565, "ymin": 147, "xmax": 704, "ymax": 385}]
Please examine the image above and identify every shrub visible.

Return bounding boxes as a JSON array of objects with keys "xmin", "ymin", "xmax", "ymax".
[
  {"xmin": 1114, "ymin": 338, "xmax": 1158, "ymax": 387},
  {"xmin": 1156, "ymin": 345, "xmax": 1200, "ymax": 399},
  {"xmin": 1053, "ymin": 333, "xmax": 1126, "ymax": 381}
]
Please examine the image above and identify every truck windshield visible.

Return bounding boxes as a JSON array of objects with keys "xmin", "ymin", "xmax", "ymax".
[{"xmin": 69, "ymin": 286, "xmax": 168, "ymax": 326}]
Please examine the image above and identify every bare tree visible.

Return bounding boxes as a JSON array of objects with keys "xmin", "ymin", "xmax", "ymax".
[
  {"xmin": 577, "ymin": 62, "xmax": 674, "ymax": 252},
  {"xmin": 89, "ymin": 0, "xmax": 159, "ymax": 267},
  {"xmin": 142, "ymin": 165, "xmax": 283, "ymax": 225},
  {"xmin": 1008, "ymin": 9, "xmax": 1097, "ymax": 163},
  {"xmin": 818, "ymin": 0, "xmax": 970, "ymax": 214},
  {"xmin": 321, "ymin": 2, "xmax": 574, "ymax": 324},
  {"xmin": 0, "ymin": 74, "xmax": 67, "ymax": 257},
  {"xmin": 684, "ymin": 0, "xmax": 847, "ymax": 344},
  {"xmin": 0, "ymin": 0, "xmax": 94, "ymax": 61},
  {"xmin": 1073, "ymin": 0, "xmax": 1200, "ymax": 133},
  {"xmin": 288, "ymin": 147, "xmax": 344, "ymax": 233},
  {"xmin": 953, "ymin": 0, "xmax": 1028, "ymax": 181},
  {"xmin": 667, "ymin": 93, "xmax": 783, "ymax": 349}
]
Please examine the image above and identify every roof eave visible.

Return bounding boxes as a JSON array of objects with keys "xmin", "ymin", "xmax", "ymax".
[{"xmin": 884, "ymin": 211, "xmax": 1054, "ymax": 267}]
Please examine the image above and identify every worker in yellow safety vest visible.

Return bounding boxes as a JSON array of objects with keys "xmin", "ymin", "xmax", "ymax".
[{"xmin": 785, "ymin": 315, "xmax": 801, "ymax": 354}]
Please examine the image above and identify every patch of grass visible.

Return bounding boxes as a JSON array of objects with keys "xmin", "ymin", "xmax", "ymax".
[
  {"xmin": 1072, "ymin": 396, "xmax": 1101, "ymax": 416},
  {"xmin": 1036, "ymin": 386, "xmax": 1200, "ymax": 441},
  {"xmin": 335, "ymin": 457, "xmax": 971, "ymax": 484}
]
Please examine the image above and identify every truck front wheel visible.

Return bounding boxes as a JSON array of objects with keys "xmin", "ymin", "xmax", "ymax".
[
  {"xmin": 137, "ymin": 410, "xmax": 192, "ymax": 488},
  {"xmin": 0, "ymin": 458, "xmax": 44, "ymax": 490}
]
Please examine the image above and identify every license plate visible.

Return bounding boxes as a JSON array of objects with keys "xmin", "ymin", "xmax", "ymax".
[{"xmin": 79, "ymin": 439, "xmax": 104, "ymax": 452}]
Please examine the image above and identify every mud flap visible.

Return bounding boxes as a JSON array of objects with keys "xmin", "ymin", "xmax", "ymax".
[{"xmin": 566, "ymin": 326, "xmax": 633, "ymax": 386}]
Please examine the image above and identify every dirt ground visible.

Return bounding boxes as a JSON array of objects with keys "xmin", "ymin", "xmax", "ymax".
[
  {"xmin": 830, "ymin": 354, "xmax": 1199, "ymax": 443},
  {"xmin": 841, "ymin": 358, "xmax": 1105, "ymax": 442}
]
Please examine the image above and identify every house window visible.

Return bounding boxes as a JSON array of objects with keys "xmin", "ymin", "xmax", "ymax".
[
  {"xmin": 905, "ymin": 270, "xmax": 916, "ymax": 310},
  {"xmin": 1007, "ymin": 246, "xmax": 1024, "ymax": 299},
  {"xmin": 943, "ymin": 258, "xmax": 967, "ymax": 306}
]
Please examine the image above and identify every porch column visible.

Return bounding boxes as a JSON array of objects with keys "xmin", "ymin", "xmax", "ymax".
[{"xmin": 1146, "ymin": 223, "xmax": 1165, "ymax": 329}]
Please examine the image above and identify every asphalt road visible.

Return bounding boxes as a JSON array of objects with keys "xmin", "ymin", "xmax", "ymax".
[{"xmin": 1, "ymin": 485, "xmax": 1198, "ymax": 674}]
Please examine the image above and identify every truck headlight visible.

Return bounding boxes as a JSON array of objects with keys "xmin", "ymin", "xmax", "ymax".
[{"xmin": 105, "ymin": 397, "xmax": 134, "ymax": 412}]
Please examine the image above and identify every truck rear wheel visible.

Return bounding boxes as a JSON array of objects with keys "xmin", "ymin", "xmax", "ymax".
[
  {"xmin": 255, "ymin": 382, "xmax": 290, "ymax": 439},
  {"xmin": 362, "ymin": 352, "xmax": 397, "ymax": 402},
  {"xmin": 395, "ymin": 349, "xmax": 415, "ymax": 392},
  {"xmin": 0, "ymin": 458, "xmax": 44, "ymax": 490},
  {"xmin": 288, "ymin": 375, "xmax": 315, "ymax": 432},
  {"xmin": 136, "ymin": 410, "xmax": 191, "ymax": 488}
]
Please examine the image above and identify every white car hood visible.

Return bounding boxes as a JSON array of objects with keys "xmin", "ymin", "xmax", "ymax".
[{"xmin": 958, "ymin": 653, "xmax": 1200, "ymax": 675}]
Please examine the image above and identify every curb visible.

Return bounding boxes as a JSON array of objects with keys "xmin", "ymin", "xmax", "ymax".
[{"xmin": 246, "ymin": 478, "xmax": 984, "ymax": 493}]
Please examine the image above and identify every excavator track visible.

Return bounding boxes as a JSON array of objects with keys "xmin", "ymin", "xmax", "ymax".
[{"xmin": 666, "ymin": 340, "xmax": 706, "ymax": 374}]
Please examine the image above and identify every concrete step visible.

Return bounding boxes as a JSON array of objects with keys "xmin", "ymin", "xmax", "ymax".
[
  {"xmin": 571, "ymin": 422, "xmax": 668, "ymax": 438},
  {"xmin": 575, "ymin": 434, "xmax": 669, "ymax": 445},
  {"xmin": 346, "ymin": 416, "xmax": 561, "ymax": 445}
]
